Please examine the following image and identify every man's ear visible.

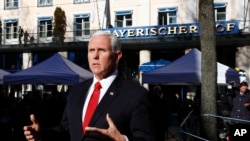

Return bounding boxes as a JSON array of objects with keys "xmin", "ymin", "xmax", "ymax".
[{"xmin": 116, "ymin": 51, "xmax": 122, "ymax": 63}]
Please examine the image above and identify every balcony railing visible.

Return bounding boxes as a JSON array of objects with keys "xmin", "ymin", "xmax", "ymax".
[
  {"xmin": 0, "ymin": 20, "xmax": 250, "ymax": 47},
  {"xmin": 0, "ymin": 29, "xmax": 98, "ymax": 46}
]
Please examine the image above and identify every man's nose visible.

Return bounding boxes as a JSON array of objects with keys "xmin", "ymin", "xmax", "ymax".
[{"xmin": 93, "ymin": 51, "xmax": 99, "ymax": 58}]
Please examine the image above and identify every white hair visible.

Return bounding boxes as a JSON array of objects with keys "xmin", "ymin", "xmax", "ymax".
[{"xmin": 89, "ymin": 31, "xmax": 121, "ymax": 52}]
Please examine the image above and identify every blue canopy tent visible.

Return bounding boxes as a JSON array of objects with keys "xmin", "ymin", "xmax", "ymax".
[
  {"xmin": 142, "ymin": 48, "xmax": 241, "ymax": 85},
  {"xmin": 139, "ymin": 59, "xmax": 170, "ymax": 71},
  {"xmin": 3, "ymin": 54, "xmax": 93, "ymax": 85},
  {"xmin": 0, "ymin": 69, "xmax": 10, "ymax": 84}
]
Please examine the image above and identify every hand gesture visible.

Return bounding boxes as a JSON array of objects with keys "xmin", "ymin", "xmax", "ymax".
[
  {"xmin": 85, "ymin": 113, "xmax": 126, "ymax": 141},
  {"xmin": 23, "ymin": 114, "xmax": 41, "ymax": 141},
  {"xmin": 244, "ymin": 102, "xmax": 250, "ymax": 107}
]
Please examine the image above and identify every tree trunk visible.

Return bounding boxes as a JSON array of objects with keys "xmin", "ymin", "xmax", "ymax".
[{"xmin": 199, "ymin": 0, "xmax": 218, "ymax": 140}]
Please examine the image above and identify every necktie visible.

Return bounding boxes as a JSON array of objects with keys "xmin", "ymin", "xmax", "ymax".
[{"xmin": 82, "ymin": 82, "xmax": 102, "ymax": 133}]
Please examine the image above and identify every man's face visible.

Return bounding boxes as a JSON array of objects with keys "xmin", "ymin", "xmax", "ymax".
[
  {"xmin": 88, "ymin": 35, "xmax": 122, "ymax": 80},
  {"xmin": 240, "ymin": 85, "xmax": 248, "ymax": 94}
]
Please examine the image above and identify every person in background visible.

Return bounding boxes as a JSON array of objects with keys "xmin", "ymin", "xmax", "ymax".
[
  {"xmin": 180, "ymin": 91, "xmax": 200, "ymax": 141},
  {"xmin": 23, "ymin": 31, "xmax": 155, "ymax": 141},
  {"xmin": 149, "ymin": 85, "xmax": 168, "ymax": 141},
  {"xmin": 175, "ymin": 93, "xmax": 182, "ymax": 124},
  {"xmin": 18, "ymin": 26, "xmax": 24, "ymax": 44},
  {"xmin": 228, "ymin": 81, "xmax": 250, "ymax": 125},
  {"xmin": 23, "ymin": 31, "xmax": 29, "ymax": 45},
  {"xmin": 227, "ymin": 81, "xmax": 250, "ymax": 141}
]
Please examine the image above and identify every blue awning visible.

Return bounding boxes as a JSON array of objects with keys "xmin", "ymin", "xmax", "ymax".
[
  {"xmin": 4, "ymin": 19, "xmax": 17, "ymax": 23},
  {"xmin": 115, "ymin": 10, "xmax": 132, "ymax": 15},
  {"xmin": 214, "ymin": 3, "xmax": 227, "ymax": 8},
  {"xmin": 139, "ymin": 59, "xmax": 170, "ymax": 71},
  {"xmin": 74, "ymin": 13, "xmax": 89, "ymax": 18},
  {"xmin": 158, "ymin": 7, "xmax": 177, "ymax": 12},
  {"xmin": 142, "ymin": 48, "xmax": 241, "ymax": 84},
  {"xmin": 3, "ymin": 53, "xmax": 93, "ymax": 85},
  {"xmin": 38, "ymin": 17, "xmax": 52, "ymax": 21}
]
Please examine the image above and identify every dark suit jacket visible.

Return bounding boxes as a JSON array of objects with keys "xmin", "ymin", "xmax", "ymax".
[{"xmin": 41, "ymin": 75, "xmax": 155, "ymax": 141}]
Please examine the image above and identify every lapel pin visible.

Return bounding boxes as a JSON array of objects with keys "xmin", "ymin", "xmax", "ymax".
[{"xmin": 110, "ymin": 92, "xmax": 114, "ymax": 96}]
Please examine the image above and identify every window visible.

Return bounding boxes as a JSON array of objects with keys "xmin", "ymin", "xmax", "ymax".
[
  {"xmin": 158, "ymin": 7, "xmax": 177, "ymax": 25},
  {"xmin": 74, "ymin": 14, "xmax": 90, "ymax": 37},
  {"xmin": 38, "ymin": 0, "xmax": 52, "ymax": 7},
  {"xmin": 4, "ymin": 19, "xmax": 18, "ymax": 40},
  {"xmin": 214, "ymin": 3, "xmax": 227, "ymax": 21},
  {"xmin": 2, "ymin": 53, "xmax": 22, "ymax": 71},
  {"xmin": 38, "ymin": 17, "xmax": 52, "ymax": 38},
  {"xmin": 4, "ymin": 0, "xmax": 18, "ymax": 10},
  {"xmin": 74, "ymin": 0, "xmax": 90, "ymax": 4},
  {"xmin": 115, "ymin": 10, "xmax": 133, "ymax": 27}
]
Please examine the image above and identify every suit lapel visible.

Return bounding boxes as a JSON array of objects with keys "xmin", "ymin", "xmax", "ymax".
[
  {"xmin": 72, "ymin": 80, "xmax": 92, "ymax": 135},
  {"xmin": 89, "ymin": 76, "xmax": 123, "ymax": 126}
]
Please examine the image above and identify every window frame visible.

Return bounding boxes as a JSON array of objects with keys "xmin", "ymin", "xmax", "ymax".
[
  {"xmin": 74, "ymin": 0, "xmax": 90, "ymax": 4},
  {"xmin": 4, "ymin": 0, "xmax": 18, "ymax": 10},
  {"xmin": 38, "ymin": 0, "xmax": 53, "ymax": 7},
  {"xmin": 38, "ymin": 17, "xmax": 53, "ymax": 39},
  {"xmin": 214, "ymin": 3, "xmax": 227, "ymax": 21},
  {"xmin": 115, "ymin": 10, "xmax": 133, "ymax": 27},
  {"xmin": 74, "ymin": 14, "xmax": 91, "ymax": 40},
  {"xmin": 4, "ymin": 19, "xmax": 18, "ymax": 40},
  {"xmin": 158, "ymin": 7, "xmax": 177, "ymax": 25}
]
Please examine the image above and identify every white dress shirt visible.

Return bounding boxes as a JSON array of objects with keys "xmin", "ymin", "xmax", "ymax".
[
  {"xmin": 81, "ymin": 70, "xmax": 129, "ymax": 140},
  {"xmin": 82, "ymin": 70, "xmax": 117, "ymax": 124}
]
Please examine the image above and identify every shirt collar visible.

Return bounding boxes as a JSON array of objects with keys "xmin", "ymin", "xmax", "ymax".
[{"xmin": 93, "ymin": 70, "xmax": 118, "ymax": 86}]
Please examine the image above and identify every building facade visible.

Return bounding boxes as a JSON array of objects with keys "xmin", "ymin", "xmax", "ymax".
[{"xmin": 0, "ymin": 0, "xmax": 250, "ymax": 87}]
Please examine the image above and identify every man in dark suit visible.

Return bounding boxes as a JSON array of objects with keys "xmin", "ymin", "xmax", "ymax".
[{"xmin": 23, "ymin": 31, "xmax": 155, "ymax": 141}]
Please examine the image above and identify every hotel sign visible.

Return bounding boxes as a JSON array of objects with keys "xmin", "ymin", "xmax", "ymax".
[{"xmin": 105, "ymin": 20, "xmax": 239, "ymax": 39}]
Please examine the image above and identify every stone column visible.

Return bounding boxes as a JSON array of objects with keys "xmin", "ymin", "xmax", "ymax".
[
  {"xmin": 139, "ymin": 50, "xmax": 151, "ymax": 90},
  {"xmin": 236, "ymin": 46, "xmax": 250, "ymax": 82},
  {"xmin": 58, "ymin": 51, "xmax": 68, "ymax": 92},
  {"xmin": 22, "ymin": 53, "xmax": 33, "ymax": 94}
]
